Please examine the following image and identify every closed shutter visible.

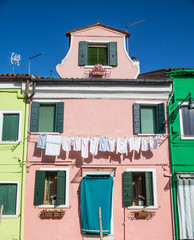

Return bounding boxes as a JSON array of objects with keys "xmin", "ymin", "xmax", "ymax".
[
  {"xmin": 78, "ymin": 41, "xmax": 88, "ymax": 66},
  {"xmin": 0, "ymin": 184, "xmax": 17, "ymax": 215},
  {"xmin": 55, "ymin": 102, "xmax": 64, "ymax": 133},
  {"xmin": 123, "ymin": 172, "xmax": 133, "ymax": 207},
  {"xmin": 30, "ymin": 102, "xmax": 40, "ymax": 132},
  {"xmin": 34, "ymin": 170, "xmax": 45, "ymax": 205},
  {"xmin": 133, "ymin": 103, "xmax": 141, "ymax": 134},
  {"xmin": 108, "ymin": 42, "xmax": 117, "ymax": 66},
  {"xmin": 156, "ymin": 103, "xmax": 166, "ymax": 134},
  {"xmin": 2, "ymin": 114, "xmax": 19, "ymax": 141},
  {"xmin": 145, "ymin": 172, "xmax": 153, "ymax": 206},
  {"xmin": 56, "ymin": 171, "xmax": 66, "ymax": 205}
]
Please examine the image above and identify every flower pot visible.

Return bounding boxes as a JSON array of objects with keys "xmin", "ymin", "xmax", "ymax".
[
  {"xmin": 137, "ymin": 211, "xmax": 149, "ymax": 219},
  {"xmin": 91, "ymin": 71, "xmax": 104, "ymax": 76},
  {"xmin": 40, "ymin": 211, "xmax": 65, "ymax": 219},
  {"xmin": 41, "ymin": 212, "xmax": 53, "ymax": 219},
  {"xmin": 53, "ymin": 212, "xmax": 64, "ymax": 218}
]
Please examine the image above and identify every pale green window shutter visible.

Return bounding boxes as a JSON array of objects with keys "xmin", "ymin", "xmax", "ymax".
[
  {"xmin": 156, "ymin": 103, "xmax": 166, "ymax": 134},
  {"xmin": 34, "ymin": 170, "xmax": 45, "ymax": 205},
  {"xmin": 79, "ymin": 41, "xmax": 88, "ymax": 66},
  {"xmin": 133, "ymin": 103, "xmax": 141, "ymax": 134},
  {"xmin": 55, "ymin": 102, "xmax": 64, "ymax": 133},
  {"xmin": 141, "ymin": 106, "xmax": 157, "ymax": 134},
  {"xmin": 123, "ymin": 172, "xmax": 133, "ymax": 207},
  {"xmin": 145, "ymin": 172, "xmax": 153, "ymax": 206},
  {"xmin": 39, "ymin": 104, "xmax": 55, "ymax": 132},
  {"xmin": 0, "ymin": 184, "xmax": 17, "ymax": 215},
  {"xmin": 2, "ymin": 114, "xmax": 19, "ymax": 141},
  {"xmin": 108, "ymin": 42, "xmax": 117, "ymax": 66},
  {"xmin": 56, "ymin": 171, "xmax": 66, "ymax": 205},
  {"xmin": 30, "ymin": 102, "xmax": 40, "ymax": 132}
]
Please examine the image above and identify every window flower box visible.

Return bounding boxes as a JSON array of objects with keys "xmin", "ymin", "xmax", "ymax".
[
  {"xmin": 91, "ymin": 64, "xmax": 105, "ymax": 77},
  {"xmin": 136, "ymin": 210, "xmax": 149, "ymax": 219},
  {"xmin": 91, "ymin": 71, "xmax": 104, "ymax": 76},
  {"xmin": 40, "ymin": 209, "xmax": 65, "ymax": 219}
]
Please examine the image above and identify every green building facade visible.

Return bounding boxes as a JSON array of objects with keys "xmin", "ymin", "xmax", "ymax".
[
  {"xmin": 167, "ymin": 69, "xmax": 194, "ymax": 240},
  {"xmin": 0, "ymin": 76, "xmax": 29, "ymax": 240}
]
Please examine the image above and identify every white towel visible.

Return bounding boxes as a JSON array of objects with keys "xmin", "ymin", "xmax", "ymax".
[
  {"xmin": 62, "ymin": 136, "xmax": 72, "ymax": 152},
  {"xmin": 149, "ymin": 136, "xmax": 157, "ymax": 149},
  {"xmin": 107, "ymin": 137, "xmax": 116, "ymax": 152},
  {"xmin": 45, "ymin": 135, "xmax": 62, "ymax": 156},
  {"xmin": 81, "ymin": 137, "xmax": 90, "ymax": 158},
  {"xmin": 128, "ymin": 137, "xmax": 141, "ymax": 153},
  {"xmin": 116, "ymin": 138, "xmax": 128, "ymax": 155},
  {"xmin": 90, "ymin": 137, "xmax": 99, "ymax": 156},
  {"xmin": 37, "ymin": 134, "xmax": 47, "ymax": 149},
  {"xmin": 141, "ymin": 137, "xmax": 149, "ymax": 151},
  {"xmin": 73, "ymin": 136, "xmax": 81, "ymax": 151}
]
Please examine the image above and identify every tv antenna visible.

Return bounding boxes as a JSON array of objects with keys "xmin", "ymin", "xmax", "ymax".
[
  {"xmin": 11, "ymin": 52, "xmax": 21, "ymax": 73},
  {"xmin": 28, "ymin": 53, "xmax": 43, "ymax": 74},
  {"xmin": 126, "ymin": 19, "xmax": 146, "ymax": 53}
]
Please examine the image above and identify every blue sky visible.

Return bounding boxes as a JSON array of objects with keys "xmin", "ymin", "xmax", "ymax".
[{"xmin": 0, "ymin": 0, "xmax": 194, "ymax": 78}]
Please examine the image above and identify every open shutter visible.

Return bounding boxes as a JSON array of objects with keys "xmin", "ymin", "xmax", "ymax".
[
  {"xmin": 145, "ymin": 172, "xmax": 153, "ymax": 206},
  {"xmin": 156, "ymin": 103, "xmax": 166, "ymax": 134},
  {"xmin": 34, "ymin": 170, "xmax": 45, "ymax": 205},
  {"xmin": 123, "ymin": 172, "xmax": 133, "ymax": 207},
  {"xmin": 108, "ymin": 42, "xmax": 117, "ymax": 66},
  {"xmin": 55, "ymin": 102, "xmax": 64, "ymax": 133},
  {"xmin": 30, "ymin": 102, "xmax": 40, "ymax": 132},
  {"xmin": 133, "ymin": 103, "xmax": 141, "ymax": 134},
  {"xmin": 78, "ymin": 41, "xmax": 88, "ymax": 66},
  {"xmin": 56, "ymin": 171, "xmax": 66, "ymax": 205}
]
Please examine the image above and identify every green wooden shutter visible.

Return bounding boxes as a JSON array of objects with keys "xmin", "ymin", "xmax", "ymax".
[
  {"xmin": 145, "ymin": 172, "xmax": 153, "ymax": 206},
  {"xmin": 55, "ymin": 102, "xmax": 64, "ymax": 133},
  {"xmin": 156, "ymin": 103, "xmax": 166, "ymax": 134},
  {"xmin": 123, "ymin": 172, "xmax": 133, "ymax": 207},
  {"xmin": 34, "ymin": 170, "xmax": 45, "ymax": 205},
  {"xmin": 78, "ymin": 41, "xmax": 88, "ymax": 66},
  {"xmin": 30, "ymin": 102, "xmax": 40, "ymax": 132},
  {"xmin": 0, "ymin": 184, "xmax": 17, "ymax": 215},
  {"xmin": 133, "ymin": 103, "xmax": 141, "ymax": 134},
  {"xmin": 108, "ymin": 42, "xmax": 117, "ymax": 66},
  {"xmin": 56, "ymin": 171, "xmax": 66, "ymax": 205},
  {"xmin": 2, "ymin": 114, "xmax": 19, "ymax": 141}
]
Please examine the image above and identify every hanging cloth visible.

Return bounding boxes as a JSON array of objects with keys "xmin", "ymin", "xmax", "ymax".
[
  {"xmin": 99, "ymin": 137, "xmax": 108, "ymax": 152},
  {"xmin": 107, "ymin": 137, "xmax": 116, "ymax": 152},
  {"xmin": 128, "ymin": 137, "xmax": 141, "ymax": 153},
  {"xmin": 149, "ymin": 136, "xmax": 157, "ymax": 149},
  {"xmin": 37, "ymin": 134, "xmax": 47, "ymax": 149},
  {"xmin": 141, "ymin": 137, "xmax": 149, "ymax": 151},
  {"xmin": 62, "ymin": 136, "xmax": 72, "ymax": 152},
  {"xmin": 116, "ymin": 138, "xmax": 128, "ymax": 155},
  {"xmin": 45, "ymin": 135, "xmax": 62, "ymax": 156},
  {"xmin": 81, "ymin": 137, "xmax": 90, "ymax": 158},
  {"xmin": 73, "ymin": 136, "xmax": 81, "ymax": 151},
  {"xmin": 90, "ymin": 137, "xmax": 99, "ymax": 156},
  {"xmin": 80, "ymin": 175, "xmax": 113, "ymax": 234}
]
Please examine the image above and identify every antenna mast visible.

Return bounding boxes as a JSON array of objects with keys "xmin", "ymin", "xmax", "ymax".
[{"xmin": 11, "ymin": 52, "xmax": 21, "ymax": 73}]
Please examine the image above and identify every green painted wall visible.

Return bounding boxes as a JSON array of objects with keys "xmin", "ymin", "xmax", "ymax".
[
  {"xmin": 0, "ymin": 88, "xmax": 28, "ymax": 240},
  {"xmin": 167, "ymin": 70, "xmax": 194, "ymax": 240}
]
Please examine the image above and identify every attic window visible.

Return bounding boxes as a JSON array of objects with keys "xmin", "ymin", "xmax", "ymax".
[{"xmin": 88, "ymin": 44, "xmax": 108, "ymax": 65}]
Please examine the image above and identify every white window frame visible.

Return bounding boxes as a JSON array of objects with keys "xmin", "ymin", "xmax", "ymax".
[
  {"xmin": 126, "ymin": 168, "xmax": 158, "ymax": 209},
  {"xmin": 0, "ymin": 181, "xmax": 19, "ymax": 218},
  {"xmin": 38, "ymin": 167, "xmax": 69, "ymax": 209},
  {"xmin": 83, "ymin": 171, "xmax": 114, "ymax": 235},
  {"xmin": 136, "ymin": 101, "xmax": 163, "ymax": 135},
  {"xmin": 31, "ymin": 100, "xmax": 61, "ymax": 135},
  {"xmin": 179, "ymin": 103, "xmax": 194, "ymax": 140},
  {"xmin": 0, "ymin": 110, "xmax": 22, "ymax": 144}
]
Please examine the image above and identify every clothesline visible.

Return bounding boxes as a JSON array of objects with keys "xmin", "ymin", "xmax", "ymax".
[{"xmin": 37, "ymin": 134, "xmax": 164, "ymax": 158}]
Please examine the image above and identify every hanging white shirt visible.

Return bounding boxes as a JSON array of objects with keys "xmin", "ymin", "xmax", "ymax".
[
  {"xmin": 62, "ymin": 136, "xmax": 72, "ymax": 152},
  {"xmin": 81, "ymin": 137, "xmax": 90, "ymax": 158},
  {"xmin": 141, "ymin": 137, "xmax": 149, "ymax": 151},
  {"xmin": 90, "ymin": 137, "xmax": 99, "ymax": 156},
  {"xmin": 107, "ymin": 137, "xmax": 116, "ymax": 152},
  {"xmin": 73, "ymin": 136, "xmax": 81, "ymax": 151},
  {"xmin": 116, "ymin": 138, "xmax": 128, "ymax": 155},
  {"xmin": 128, "ymin": 137, "xmax": 141, "ymax": 153},
  {"xmin": 149, "ymin": 136, "xmax": 157, "ymax": 149}
]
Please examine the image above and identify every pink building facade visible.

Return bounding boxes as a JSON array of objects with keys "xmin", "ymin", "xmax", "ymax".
[{"xmin": 24, "ymin": 23, "xmax": 174, "ymax": 240}]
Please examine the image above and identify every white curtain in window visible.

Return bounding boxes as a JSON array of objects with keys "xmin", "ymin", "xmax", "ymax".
[{"xmin": 177, "ymin": 177, "xmax": 194, "ymax": 239}]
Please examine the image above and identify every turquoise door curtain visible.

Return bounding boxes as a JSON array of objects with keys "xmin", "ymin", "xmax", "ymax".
[{"xmin": 80, "ymin": 175, "xmax": 113, "ymax": 234}]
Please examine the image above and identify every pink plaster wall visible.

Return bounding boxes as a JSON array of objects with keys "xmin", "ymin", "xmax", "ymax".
[
  {"xmin": 56, "ymin": 26, "xmax": 139, "ymax": 79},
  {"xmin": 24, "ymin": 99, "xmax": 173, "ymax": 240}
]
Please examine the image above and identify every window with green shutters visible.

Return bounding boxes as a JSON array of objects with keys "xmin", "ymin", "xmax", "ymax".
[
  {"xmin": 133, "ymin": 103, "xmax": 166, "ymax": 134},
  {"xmin": 30, "ymin": 102, "xmax": 64, "ymax": 133},
  {"xmin": 123, "ymin": 169, "xmax": 156, "ymax": 208},
  {"xmin": 0, "ymin": 182, "xmax": 19, "ymax": 216},
  {"xmin": 78, "ymin": 41, "xmax": 117, "ymax": 66},
  {"xmin": 0, "ymin": 111, "xmax": 22, "ymax": 142},
  {"xmin": 34, "ymin": 169, "xmax": 68, "ymax": 207}
]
